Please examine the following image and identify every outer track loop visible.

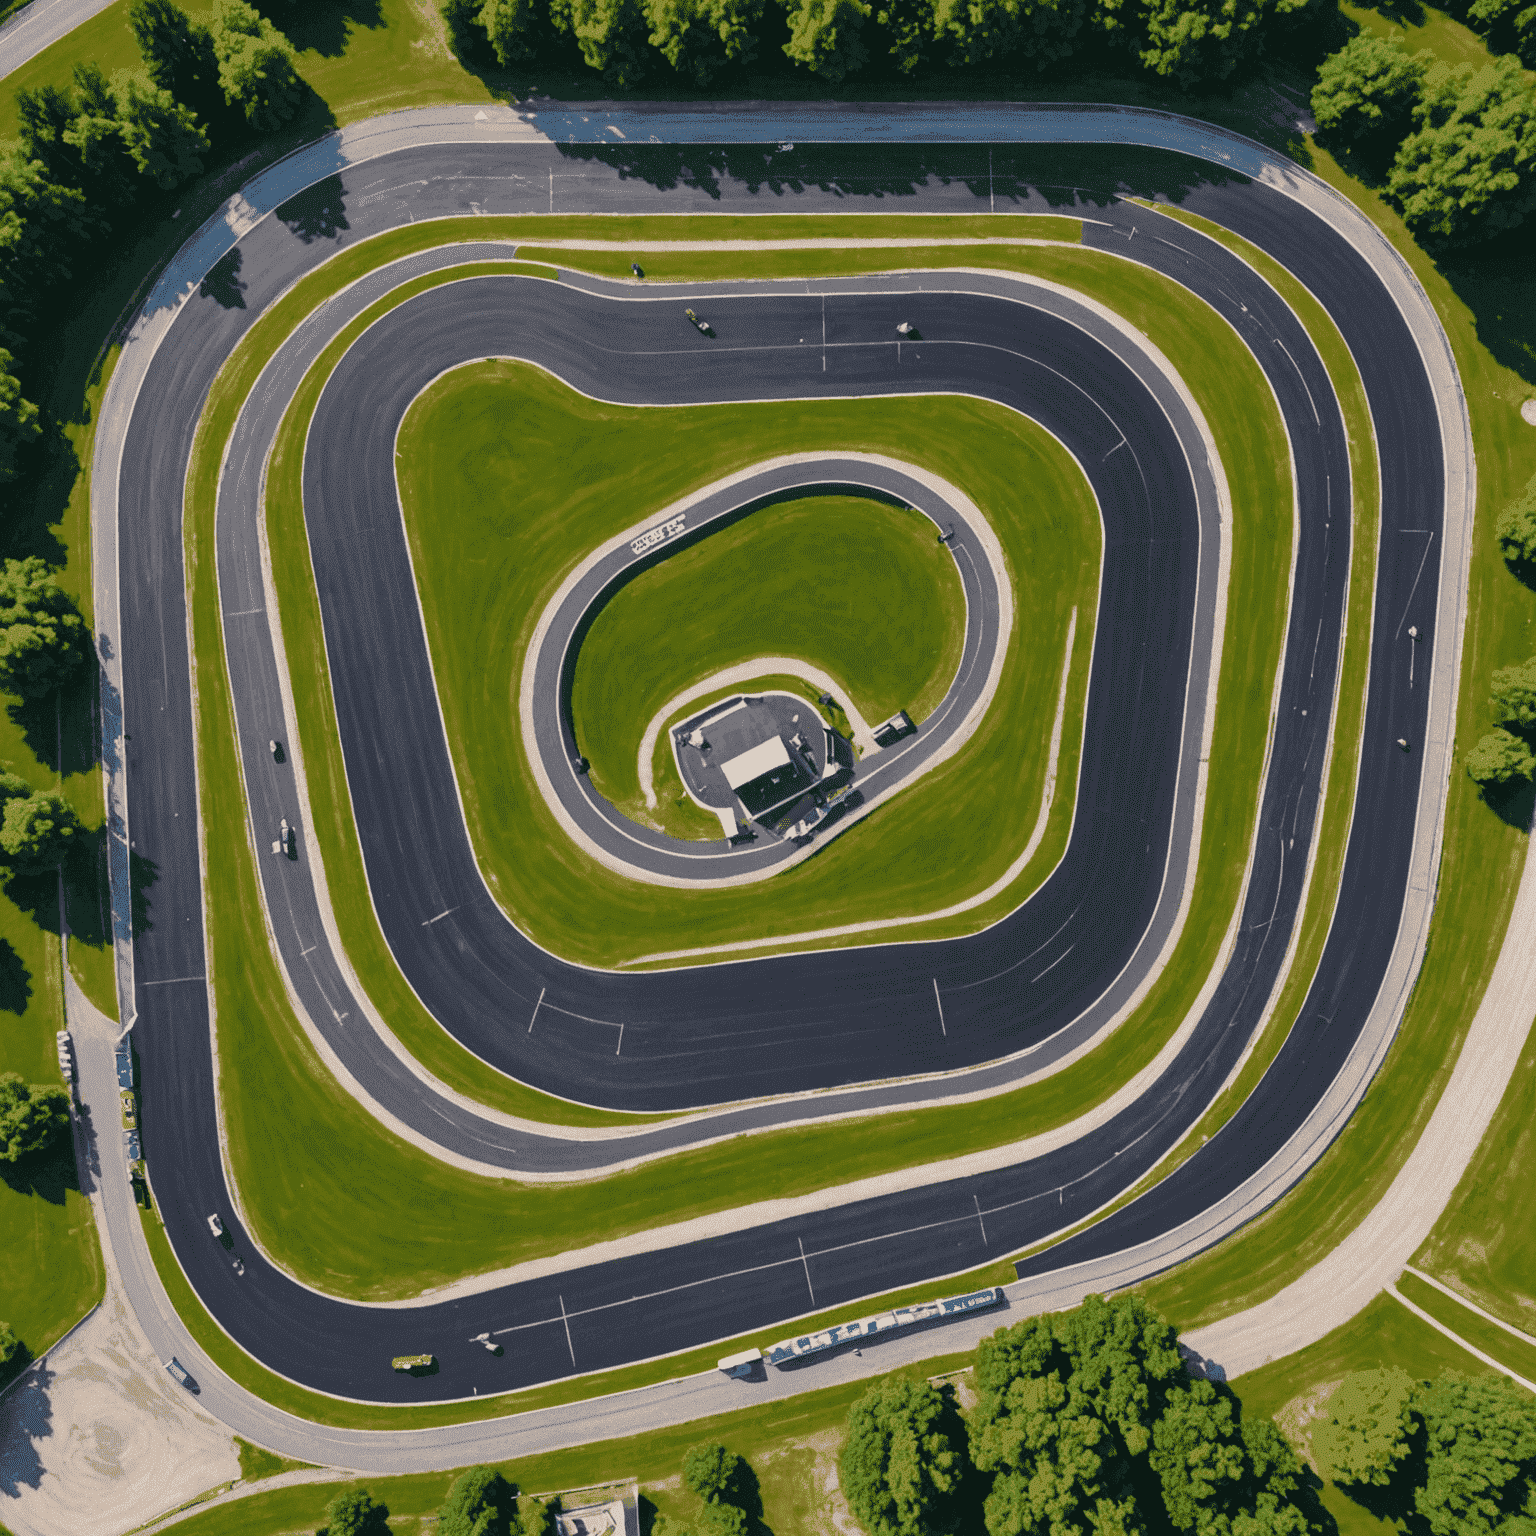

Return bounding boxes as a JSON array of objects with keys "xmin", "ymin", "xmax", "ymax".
[{"xmin": 88, "ymin": 119, "xmax": 1470, "ymax": 1433}]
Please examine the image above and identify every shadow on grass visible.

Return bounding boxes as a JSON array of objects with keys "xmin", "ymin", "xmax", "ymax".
[
  {"xmin": 0, "ymin": 1134, "xmax": 80, "ymax": 1211},
  {"xmin": 1438, "ymin": 223, "xmax": 1536, "ymax": 402},
  {"xmin": 1479, "ymin": 775, "xmax": 1536, "ymax": 831},
  {"xmin": 5, "ymin": 671, "xmax": 99, "ymax": 778},
  {"xmin": 271, "ymin": 0, "xmax": 386, "ymax": 58},
  {"xmin": 0, "ymin": 935, "xmax": 31, "ymax": 1017}
]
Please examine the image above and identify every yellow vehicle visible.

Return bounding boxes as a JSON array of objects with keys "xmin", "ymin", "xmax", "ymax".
[{"xmin": 392, "ymin": 1353, "xmax": 435, "ymax": 1372}]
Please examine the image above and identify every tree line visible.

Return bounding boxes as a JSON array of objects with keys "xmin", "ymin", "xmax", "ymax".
[
  {"xmin": 1466, "ymin": 470, "xmax": 1536, "ymax": 795},
  {"xmin": 445, "ymin": 0, "xmax": 1326, "ymax": 92},
  {"xmin": 350, "ymin": 1293, "xmax": 1533, "ymax": 1536},
  {"xmin": 0, "ymin": 0, "xmax": 305, "ymax": 484},
  {"xmin": 837, "ymin": 1292, "xmax": 1534, "ymax": 1535},
  {"xmin": 1310, "ymin": 21, "xmax": 1536, "ymax": 251}
]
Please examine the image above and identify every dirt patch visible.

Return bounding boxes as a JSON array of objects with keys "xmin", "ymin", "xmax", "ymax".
[
  {"xmin": 0, "ymin": 1279, "xmax": 237, "ymax": 1536},
  {"xmin": 1274, "ymin": 1378, "xmax": 1343, "ymax": 1474}
]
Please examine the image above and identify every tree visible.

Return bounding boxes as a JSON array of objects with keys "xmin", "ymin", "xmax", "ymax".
[
  {"xmin": 0, "ymin": 155, "xmax": 101, "ymax": 305},
  {"xmin": 128, "ymin": 0, "xmax": 224, "ymax": 124},
  {"xmin": 0, "ymin": 557, "xmax": 91, "ymax": 697},
  {"xmin": 1311, "ymin": 35, "xmax": 1429, "ymax": 165},
  {"xmin": 1466, "ymin": 727, "xmax": 1536, "ymax": 788},
  {"xmin": 1151, "ymin": 1381, "xmax": 1312, "ymax": 1534},
  {"xmin": 932, "ymin": 0, "xmax": 1087, "ymax": 70},
  {"xmin": 783, "ymin": 0, "xmax": 871, "ymax": 81},
  {"xmin": 550, "ymin": 0, "xmax": 652, "ymax": 83},
  {"xmin": 646, "ymin": 0, "xmax": 763, "ymax": 85},
  {"xmin": 971, "ymin": 1297, "xmax": 1181, "ymax": 1536},
  {"xmin": 516, "ymin": 1496, "xmax": 556, "ymax": 1536},
  {"xmin": 1388, "ymin": 56, "xmax": 1536, "ymax": 249},
  {"xmin": 0, "ymin": 792, "xmax": 84, "ymax": 874},
  {"xmin": 972, "ymin": 1293, "xmax": 1315, "ymax": 1536},
  {"xmin": 1468, "ymin": 0, "xmax": 1536, "ymax": 68},
  {"xmin": 1414, "ymin": 1373, "xmax": 1536, "ymax": 1536},
  {"xmin": 1491, "ymin": 655, "xmax": 1536, "ymax": 730},
  {"xmin": 0, "ymin": 1073, "xmax": 70, "ymax": 1162},
  {"xmin": 212, "ymin": 1, "xmax": 303, "ymax": 132},
  {"xmin": 1134, "ymin": 0, "xmax": 1308, "ymax": 86},
  {"xmin": 118, "ymin": 80, "xmax": 209, "ymax": 190},
  {"xmin": 0, "ymin": 1322, "xmax": 21, "ymax": 1371},
  {"xmin": 15, "ymin": 85, "xmax": 81, "ymax": 185},
  {"xmin": 1497, "ymin": 471, "xmax": 1536, "ymax": 567},
  {"xmin": 61, "ymin": 66, "xmax": 139, "ymax": 207},
  {"xmin": 0, "ymin": 355, "xmax": 41, "ymax": 484},
  {"xmin": 682, "ymin": 1443, "xmax": 746, "ymax": 1503},
  {"xmin": 438, "ymin": 1466, "xmax": 513, "ymax": 1536},
  {"xmin": 1312, "ymin": 1367, "xmax": 1416, "ymax": 1487},
  {"xmin": 319, "ymin": 1488, "xmax": 390, "ymax": 1536},
  {"xmin": 872, "ymin": 0, "xmax": 933, "ymax": 71},
  {"xmin": 480, "ymin": 0, "xmax": 542, "ymax": 61},
  {"xmin": 840, "ymin": 1375, "xmax": 970, "ymax": 1536}
]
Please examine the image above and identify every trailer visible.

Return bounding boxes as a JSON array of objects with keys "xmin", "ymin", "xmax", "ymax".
[
  {"xmin": 763, "ymin": 1286, "xmax": 1003, "ymax": 1368},
  {"xmin": 716, "ymin": 1347, "xmax": 762, "ymax": 1378}
]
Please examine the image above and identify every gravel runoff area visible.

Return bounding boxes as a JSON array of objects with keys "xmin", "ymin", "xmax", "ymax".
[{"xmin": 0, "ymin": 985, "xmax": 238, "ymax": 1536}]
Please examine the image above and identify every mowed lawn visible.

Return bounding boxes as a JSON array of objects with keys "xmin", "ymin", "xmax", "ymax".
[{"xmin": 549, "ymin": 490, "xmax": 962, "ymax": 834}]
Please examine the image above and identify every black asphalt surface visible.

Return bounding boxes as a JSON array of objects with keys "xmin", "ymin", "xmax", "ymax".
[{"xmin": 115, "ymin": 144, "xmax": 1440, "ymax": 1402}]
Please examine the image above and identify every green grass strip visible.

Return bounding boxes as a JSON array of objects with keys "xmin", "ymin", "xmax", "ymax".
[
  {"xmin": 234, "ymin": 241, "xmax": 1293, "ymax": 1303},
  {"xmin": 1396, "ymin": 1272, "xmax": 1536, "ymax": 1384},
  {"xmin": 1138, "ymin": 146, "xmax": 1536, "ymax": 1334}
]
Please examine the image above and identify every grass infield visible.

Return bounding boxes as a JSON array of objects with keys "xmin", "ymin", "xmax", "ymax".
[{"xmin": 569, "ymin": 493, "xmax": 965, "ymax": 840}]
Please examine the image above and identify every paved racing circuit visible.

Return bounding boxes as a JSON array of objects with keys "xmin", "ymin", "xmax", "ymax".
[{"xmin": 98, "ymin": 119, "xmax": 1470, "ymax": 1410}]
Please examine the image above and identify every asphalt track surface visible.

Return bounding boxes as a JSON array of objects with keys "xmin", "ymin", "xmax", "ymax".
[
  {"xmin": 114, "ymin": 144, "xmax": 1442, "ymax": 1404},
  {"xmin": 304, "ymin": 277, "xmax": 1200, "ymax": 1110}
]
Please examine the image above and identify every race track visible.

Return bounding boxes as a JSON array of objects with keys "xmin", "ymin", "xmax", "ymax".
[{"xmin": 100, "ymin": 127, "xmax": 1465, "ymax": 1408}]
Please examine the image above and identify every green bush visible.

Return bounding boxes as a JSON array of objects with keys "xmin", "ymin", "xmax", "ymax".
[
  {"xmin": 438, "ymin": 1465, "xmax": 515, "ymax": 1536},
  {"xmin": 0, "ymin": 557, "xmax": 91, "ymax": 698},
  {"xmin": 318, "ymin": 1488, "xmax": 389, "ymax": 1536},
  {"xmin": 841, "ymin": 1374, "xmax": 969, "ymax": 1536},
  {"xmin": 1491, "ymin": 655, "xmax": 1536, "ymax": 732},
  {"xmin": 1311, "ymin": 34, "xmax": 1428, "ymax": 164},
  {"xmin": 1467, "ymin": 728, "xmax": 1536, "ymax": 789},
  {"xmin": 0, "ymin": 791, "xmax": 84, "ymax": 875},
  {"xmin": 0, "ymin": 1073, "xmax": 71, "ymax": 1163},
  {"xmin": 1497, "ymin": 471, "xmax": 1536, "ymax": 567}
]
